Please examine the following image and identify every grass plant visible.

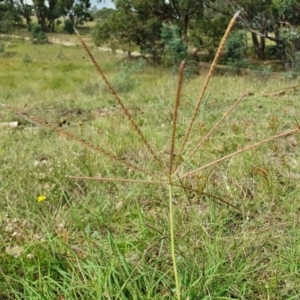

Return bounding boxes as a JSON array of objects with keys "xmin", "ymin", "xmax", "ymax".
[{"xmin": 1, "ymin": 13, "xmax": 300, "ymax": 299}]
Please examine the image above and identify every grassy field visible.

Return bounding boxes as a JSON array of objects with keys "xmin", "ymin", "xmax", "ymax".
[{"xmin": 1, "ymin": 35, "xmax": 300, "ymax": 299}]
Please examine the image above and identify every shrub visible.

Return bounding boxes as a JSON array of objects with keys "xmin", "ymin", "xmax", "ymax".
[
  {"xmin": 29, "ymin": 24, "xmax": 48, "ymax": 44},
  {"xmin": 290, "ymin": 51, "xmax": 300, "ymax": 78},
  {"xmin": 161, "ymin": 23, "xmax": 188, "ymax": 66},
  {"xmin": 0, "ymin": 17, "xmax": 14, "ymax": 34},
  {"xmin": 56, "ymin": 19, "xmax": 62, "ymax": 28},
  {"xmin": 265, "ymin": 45, "xmax": 278, "ymax": 59},
  {"xmin": 81, "ymin": 59, "xmax": 145, "ymax": 95},
  {"xmin": 225, "ymin": 30, "xmax": 247, "ymax": 63},
  {"xmin": 64, "ymin": 19, "xmax": 74, "ymax": 34}
]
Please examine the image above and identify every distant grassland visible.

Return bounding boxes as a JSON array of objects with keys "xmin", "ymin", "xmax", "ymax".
[{"xmin": 1, "ymin": 37, "xmax": 300, "ymax": 299}]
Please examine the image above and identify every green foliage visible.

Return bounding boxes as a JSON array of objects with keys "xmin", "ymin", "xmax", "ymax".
[
  {"xmin": 0, "ymin": 0, "xmax": 17, "ymax": 34},
  {"xmin": 92, "ymin": 7, "xmax": 114, "ymax": 20},
  {"xmin": 265, "ymin": 45, "xmax": 278, "ymax": 59},
  {"xmin": 108, "ymin": 64, "xmax": 142, "ymax": 93},
  {"xmin": 274, "ymin": 0, "xmax": 300, "ymax": 22},
  {"xmin": 189, "ymin": 10, "xmax": 229, "ymax": 55},
  {"xmin": 68, "ymin": 0, "xmax": 93, "ymax": 25},
  {"xmin": 56, "ymin": 19, "xmax": 62, "ymax": 27},
  {"xmin": 289, "ymin": 51, "xmax": 300, "ymax": 79},
  {"xmin": 0, "ymin": 17, "xmax": 14, "ymax": 34},
  {"xmin": 280, "ymin": 27, "xmax": 300, "ymax": 62},
  {"xmin": 29, "ymin": 24, "xmax": 48, "ymax": 44},
  {"xmin": 93, "ymin": 6, "xmax": 163, "ymax": 58},
  {"xmin": 92, "ymin": 9, "xmax": 128, "ymax": 50},
  {"xmin": 63, "ymin": 19, "xmax": 74, "ymax": 34},
  {"xmin": 28, "ymin": 0, "xmax": 92, "ymax": 32},
  {"xmin": 161, "ymin": 23, "xmax": 188, "ymax": 66},
  {"xmin": 17, "ymin": 2, "xmax": 33, "ymax": 25},
  {"xmin": 215, "ymin": 0, "xmax": 300, "ymax": 68},
  {"xmin": 225, "ymin": 30, "xmax": 247, "ymax": 64},
  {"xmin": 93, "ymin": 0, "xmax": 204, "ymax": 61}
]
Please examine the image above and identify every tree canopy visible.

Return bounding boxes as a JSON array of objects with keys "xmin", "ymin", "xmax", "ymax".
[
  {"xmin": 0, "ymin": 0, "xmax": 93, "ymax": 33},
  {"xmin": 207, "ymin": 0, "xmax": 300, "ymax": 69},
  {"xmin": 0, "ymin": 0, "xmax": 22, "ymax": 33},
  {"xmin": 31, "ymin": 0, "xmax": 93, "ymax": 32},
  {"xmin": 93, "ymin": 0, "xmax": 205, "ymax": 59}
]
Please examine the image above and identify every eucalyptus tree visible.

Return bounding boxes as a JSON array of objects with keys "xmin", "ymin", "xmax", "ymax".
[
  {"xmin": 206, "ymin": 0, "xmax": 300, "ymax": 69},
  {"xmin": 190, "ymin": 2, "xmax": 230, "ymax": 56},
  {"xmin": 0, "ymin": 0, "xmax": 21, "ymax": 33},
  {"xmin": 237, "ymin": 0, "xmax": 300, "ymax": 69},
  {"xmin": 205, "ymin": 0, "xmax": 274, "ymax": 60},
  {"xmin": 93, "ymin": 0, "xmax": 204, "ymax": 60},
  {"xmin": 17, "ymin": 0, "xmax": 33, "ymax": 25},
  {"xmin": 94, "ymin": 0, "xmax": 170, "ymax": 59},
  {"xmin": 62, "ymin": 0, "xmax": 93, "ymax": 25},
  {"xmin": 169, "ymin": 0, "xmax": 204, "ymax": 42},
  {"xmin": 31, "ymin": 0, "xmax": 92, "ymax": 32}
]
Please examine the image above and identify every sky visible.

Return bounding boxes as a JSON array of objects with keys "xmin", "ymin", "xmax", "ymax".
[{"xmin": 92, "ymin": 0, "xmax": 115, "ymax": 9}]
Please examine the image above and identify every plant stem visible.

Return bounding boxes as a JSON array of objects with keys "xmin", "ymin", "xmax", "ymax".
[{"xmin": 168, "ymin": 183, "xmax": 180, "ymax": 300}]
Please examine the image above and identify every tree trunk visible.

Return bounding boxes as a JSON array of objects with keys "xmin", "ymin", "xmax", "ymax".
[
  {"xmin": 47, "ymin": 19, "xmax": 55, "ymax": 32},
  {"xmin": 36, "ymin": 11, "xmax": 47, "ymax": 32},
  {"xmin": 20, "ymin": 1, "xmax": 32, "ymax": 25},
  {"xmin": 260, "ymin": 35, "xmax": 265, "ymax": 59},
  {"xmin": 251, "ymin": 32, "xmax": 265, "ymax": 60},
  {"xmin": 182, "ymin": 15, "xmax": 189, "ymax": 43},
  {"xmin": 25, "ymin": 17, "xmax": 31, "ymax": 25},
  {"xmin": 277, "ymin": 42, "xmax": 291, "ymax": 71}
]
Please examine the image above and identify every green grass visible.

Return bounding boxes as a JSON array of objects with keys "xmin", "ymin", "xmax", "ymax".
[{"xmin": 1, "ymin": 35, "xmax": 300, "ymax": 299}]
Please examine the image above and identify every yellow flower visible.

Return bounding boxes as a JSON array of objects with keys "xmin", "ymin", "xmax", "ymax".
[{"xmin": 37, "ymin": 195, "xmax": 47, "ymax": 202}]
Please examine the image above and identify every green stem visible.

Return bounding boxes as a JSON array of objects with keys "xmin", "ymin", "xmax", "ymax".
[{"xmin": 168, "ymin": 184, "xmax": 180, "ymax": 300}]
